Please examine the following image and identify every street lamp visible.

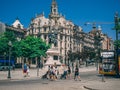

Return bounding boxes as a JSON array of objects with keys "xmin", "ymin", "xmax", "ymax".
[
  {"xmin": 94, "ymin": 31, "xmax": 102, "ymax": 70},
  {"xmin": 8, "ymin": 41, "xmax": 12, "ymax": 79}
]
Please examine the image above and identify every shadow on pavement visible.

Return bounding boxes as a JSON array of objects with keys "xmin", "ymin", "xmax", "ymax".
[{"xmin": 83, "ymin": 86, "xmax": 98, "ymax": 90}]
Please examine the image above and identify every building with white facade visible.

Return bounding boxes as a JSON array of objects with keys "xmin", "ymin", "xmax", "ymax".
[
  {"xmin": 0, "ymin": 0, "xmax": 114, "ymax": 68},
  {"xmin": 27, "ymin": 0, "xmax": 113, "ymax": 66},
  {"xmin": 27, "ymin": 0, "xmax": 85, "ymax": 65},
  {"xmin": 12, "ymin": 18, "xmax": 24, "ymax": 29}
]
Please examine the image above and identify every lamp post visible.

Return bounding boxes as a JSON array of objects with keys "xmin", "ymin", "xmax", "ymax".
[
  {"xmin": 8, "ymin": 41, "xmax": 12, "ymax": 79},
  {"xmin": 37, "ymin": 58, "xmax": 40, "ymax": 77},
  {"xmin": 95, "ymin": 31, "xmax": 105, "ymax": 81},
  {"xmin": 114, "ymin": 12, "xmax": 120, "ymax": 78},
  {"xmin": 94, "ymin": 31, "xmax": 102, "ymax": 70},
  {"xmin": 101, "ymin": 57, "xmax": 105, "ymax": 82}
]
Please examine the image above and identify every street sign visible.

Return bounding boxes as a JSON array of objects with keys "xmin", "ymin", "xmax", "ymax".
[{"xmin": 101, "ymin": 51, "xmax": 114, "ymax": 58}]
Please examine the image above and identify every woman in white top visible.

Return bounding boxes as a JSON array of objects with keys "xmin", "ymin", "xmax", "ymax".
[{"xmin": 27, "ymin": 65, "xmax": 30, "ymax": 76}]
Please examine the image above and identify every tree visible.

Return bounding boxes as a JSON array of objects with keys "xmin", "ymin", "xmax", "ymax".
[
  {"xmin": 0, "ymin": 31, "xmax": 16, "ymax": 56},
  {"xmin": 114, "ymin": 20, "xmax": 120, "ymax": 48},
  {"xmin": 114, "ymin": 40, "xmax": 120, "ymax": 49},
  {"xmin": 0, "ymin": 32, "xmax": 50, "ymax": 64},
  {"xmin": 14, "ymin": 36, "xmax": 50, "ymax": 59},
  {"xmin": 68, "ymin": 50, "xmax": 76, "ymax": 63}
]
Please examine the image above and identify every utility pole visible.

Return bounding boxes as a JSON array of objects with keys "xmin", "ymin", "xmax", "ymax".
[{"xmin": 114, "ymin": 12, "xmax": 120, "ymax": 78}]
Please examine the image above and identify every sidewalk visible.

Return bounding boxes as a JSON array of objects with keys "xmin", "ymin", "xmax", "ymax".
[
  {"xmin": 0, "ymin": 65, "xmax": 96, "ymax": 81},
  {"xmin": 79, "ymin": 65, "xmax": 96, "ymax": 72},
  {"xmin": 83, "ymin": 77, "xmax": 120, "ymax": 90},
  {"xmin": 0, "ymin": 67, "xmax": 47, "ymax": 81}
]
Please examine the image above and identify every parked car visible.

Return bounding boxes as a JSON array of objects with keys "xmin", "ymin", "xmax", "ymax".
[{"xmin": 0, "ymin": 64, "xmax": 13, "ymax": 71}]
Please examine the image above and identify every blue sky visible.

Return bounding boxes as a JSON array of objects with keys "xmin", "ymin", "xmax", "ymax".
[{"xmin": 0, "ymin": 0, "xmax": 120, "ymax": 40}]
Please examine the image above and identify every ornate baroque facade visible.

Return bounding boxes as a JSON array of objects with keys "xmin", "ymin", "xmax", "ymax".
[
  {"xmin": 27, "ymin": 0, "xmax": 95, "ymax": 65},
  {"xmin": 0, "ymin": 0, "xmax": 114, "ymax": 66}
]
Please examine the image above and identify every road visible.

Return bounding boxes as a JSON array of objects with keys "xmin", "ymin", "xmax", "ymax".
[
  {"xmin": 0, "ymin": 69, "xmax": 120, "ymax": 90},
  {"xmin": 0, "ymin": 71, "xmax": 98, "ymax": 90}
]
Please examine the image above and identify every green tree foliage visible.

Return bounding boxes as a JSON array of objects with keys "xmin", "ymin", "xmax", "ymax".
[
  {"xmin": 0, "ymin": 31, "xmax": 50, "ymax": 60},
  {"xmin": 114, "ymin": 40, "xmax": 120, "ymax": 49},
  {"xmin": 13, "ymin": 36, "xmax": 50, "ymax": 58},
  {"xmin": 0, "ymin": 31, "xmax": 16, "ymax": 55},
  {"xmin": 114, "ymin": 16, "xmax": 120, "ymax": 49}
]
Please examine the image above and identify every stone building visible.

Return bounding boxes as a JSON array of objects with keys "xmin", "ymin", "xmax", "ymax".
[
  {"xmin": 26, "ymin": 0, "xmax": 96, "ymax": 66},
  {"xmin": 0, "ymin": 19, "xmax": 25, "ymax": 40},
  {"xmin": 0, "ymin": 0, "xmax": 114, "ymax": 66},
  {"xmin": 89, "ymin": 25, "xmax": 114, "ymax": 51},
  {"xmin": 0, "ymin": 19, "xmax": 26, "ymax": 64}
]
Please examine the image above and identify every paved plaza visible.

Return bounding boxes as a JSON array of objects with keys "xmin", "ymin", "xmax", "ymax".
[
  {"xmin": 0, "ymin": 66, "xmax": 96, "ymax": 80},
  {"xmin": 0, "ymin": 66, "xmax": 120, "ymax": 90}
]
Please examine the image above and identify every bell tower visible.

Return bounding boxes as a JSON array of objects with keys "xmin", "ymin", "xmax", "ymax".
[
  {"xmin": 51, "ymin": 0, "xmax": 58, "ymax": 15},
  {"xmin": 49, "ymin": 0, "xmax": 60, "ymax": 22}
]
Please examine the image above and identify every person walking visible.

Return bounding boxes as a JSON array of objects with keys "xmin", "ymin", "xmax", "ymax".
[
  {"xmin": 74, "ymin": 65, "xmax": 81, "ymax": 81},
  {"xmin": 67, "ymin": 66, "xmax": 71, "ymax": 79},
  {"xmin": 54, "ymin": 65, "xmax": 58, "ymax": 80},
  {"xmin": 49, "ymin": 65, "xmax": 56, "ymax": 80},
  {"xmin": 23, "ymin": 63, "xmax": 27, "ymax": 77},
  {"xmin": 27, "ymin": 64, "xmax": 30, "ymax": 76},
  {"xmin": 60, "ymin": 65, "xmax": 68, "ymax": 79}
]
